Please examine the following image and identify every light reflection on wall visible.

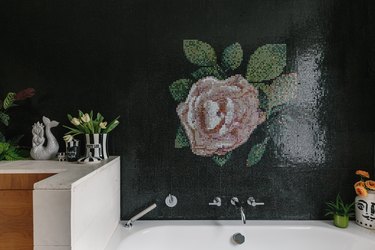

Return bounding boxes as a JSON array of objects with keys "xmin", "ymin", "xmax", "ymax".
[{"xmin": 273, "ymin": 45, "xmax": 327, "ymax": 165}]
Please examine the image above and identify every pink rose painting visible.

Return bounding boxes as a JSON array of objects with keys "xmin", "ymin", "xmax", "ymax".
[{"xmin": 169, "ymin": 40, "xmax": 298, "ymax": 167}]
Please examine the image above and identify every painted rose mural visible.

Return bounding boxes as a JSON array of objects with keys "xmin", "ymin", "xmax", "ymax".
[{"xmin": 169, "ymin": 40, "xmax": 298, "ymax": 167}]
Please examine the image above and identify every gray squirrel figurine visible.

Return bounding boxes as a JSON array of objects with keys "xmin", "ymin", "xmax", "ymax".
[{"xmin": 30, "ymin": 116, "xmax": 59, "ymax": 160}]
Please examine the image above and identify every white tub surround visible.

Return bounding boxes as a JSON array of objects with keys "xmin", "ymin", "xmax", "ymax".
[
  {"xmin": 105, "ymin": 220, "xmax": 375, "ymax": 250},
  {"xmin": 0, "ymin": 156, "xmax": 121, "ymax": 250}
]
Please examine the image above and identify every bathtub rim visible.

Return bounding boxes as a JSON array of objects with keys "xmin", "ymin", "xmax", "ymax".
[{"xmin": 104, "ymin": 220, "xmax": 375, "ymax": 250}]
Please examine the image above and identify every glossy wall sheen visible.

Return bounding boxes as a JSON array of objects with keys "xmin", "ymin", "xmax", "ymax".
[{"xmin": 0, "ymin": 0, "xmax": 374, "ymax": 220}]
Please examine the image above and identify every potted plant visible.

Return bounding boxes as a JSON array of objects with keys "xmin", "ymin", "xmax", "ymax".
[
  {"xmin": 325, "ymin": 194, "xmax": 354, "ymax": 228},
  {"xmin": 63, "ymin": 111, "xmax": 119, "ymax": 161},
  {"xmin": 353, "ymin": 170, "xmax": 375, "ymax": 229},
  {"xmin": 0, "ymin": 88, "xmax": 35, "ymax": 160}
]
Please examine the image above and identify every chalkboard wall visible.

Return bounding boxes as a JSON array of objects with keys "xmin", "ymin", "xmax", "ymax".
[{"xmin": 1, "ymin": 0, "xmax": 374, "ymax": 220}]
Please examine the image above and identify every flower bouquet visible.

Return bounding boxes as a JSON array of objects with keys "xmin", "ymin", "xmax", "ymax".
[{"xmin": 63, "ymin": 111, "xmax": 119, "ymax": 162}]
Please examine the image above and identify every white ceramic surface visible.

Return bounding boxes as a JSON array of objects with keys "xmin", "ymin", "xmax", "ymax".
[{"xmin": 105, "ymin": 221, "xmax": 375, "ymax": 250}]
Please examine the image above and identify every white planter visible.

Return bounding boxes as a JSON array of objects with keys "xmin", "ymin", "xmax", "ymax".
[{"xmin": 355, "ymin": 191, "xmax": 375, "ymax": 229}]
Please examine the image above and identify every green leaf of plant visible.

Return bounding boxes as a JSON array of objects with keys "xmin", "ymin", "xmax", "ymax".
[
  {"xmin": 222, "ymin": 42, "xmax": 243, "ymax": 71},
  {"xmin": 0, "ymin": 142, "xmax": 10, "ymax": 155},
  {"xmin": 191, "ymin": 67, "xmax": 222, "ymax": 80},
  {"xmin": 0, "ymin": 112, "xmax": 10, "ymax": 126},
  {"xmin": 246, "ymin": 44, "xmax": 286, "ymax": 82},
  {"xmin": 262, "ymin": 73, "xmax": 298, "ymax": 112},
  {"xmin": 183, "ymin": 40, "xmax": 217, "ymax": 66},
  {"xmin": 212, "ymin": 152, "xmax": 232, "ymax": 167},
  {"xmin": 247, "ymin": 137, "xmax": 269, "ymax": 167},
  {"xmin": 169, "ymin": 79, "xmax": 193, "ymax": 102},
  {"xmin": 4, "ymin": 147, "xmax": 24, "ymax": 160},
  {"xmin": 175, "ymin": 126, "xmax": 190, "ymax": 148},
  {"xmin": 3, "ymin": 92, "xmax": 16, "ymax": 110},
  {"xmin": 104, "ymin": 116, "xmax": 120, "ymax": 133}
]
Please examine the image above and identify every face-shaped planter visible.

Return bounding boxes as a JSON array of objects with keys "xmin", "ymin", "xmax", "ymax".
[{"xmin": 355, "ymin": 191, "xmax": 375, "ymax": 229}]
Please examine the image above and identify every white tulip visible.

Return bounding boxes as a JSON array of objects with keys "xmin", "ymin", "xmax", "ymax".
[
  {"xmin": 81, "ymin": 113, "xmax": 91, "ymax": 123},
  {"xmin": 63, "ymin": 135, "xmax": 73, "ymax": 143},
  {"xmin": 99, "ymin": 122, "xmax": 107, "ymax": 129},
  {"xmin": 71, "ymin": 118, "xmax": 81, "ymax": 126}
]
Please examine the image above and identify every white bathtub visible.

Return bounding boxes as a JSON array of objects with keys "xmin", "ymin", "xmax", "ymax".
[{"xmin": 104, "ymin": 221, "xmax": 375, "ymax": 250}]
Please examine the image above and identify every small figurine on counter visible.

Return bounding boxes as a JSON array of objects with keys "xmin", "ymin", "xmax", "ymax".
[
  {"xmin": 57, "ymin": 152, "xmax": 66, "ymax": 161},
  {"xmin": 30, "ymin": 116, "xmax": 60, "ymax": 160}
]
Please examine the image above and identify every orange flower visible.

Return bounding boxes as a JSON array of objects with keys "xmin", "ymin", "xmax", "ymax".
[
  {"xmin": 354, "ymin": 181, "xmax": 365, "ymax": 188},
  {"xmin": 355, "ymin": 186, "xmax": 368, "ymax": 197},
  {"xmin": 355, "ymin": 170, "xmax": 370, "ymax": 179},
  {"xmin": 365, "ymin": 180, "xmax": 375, "ymax": 191}
]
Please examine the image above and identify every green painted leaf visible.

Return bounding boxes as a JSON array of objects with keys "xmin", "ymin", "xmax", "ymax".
[
  {"xmin": 262, "ymin": 73, "xmax": 298, "ymax": 112},
  {"xmin": 191, "ymin": 67, "xmax": 222, "ymax": 80},
  {"xmin": 3, "ymin": 92, "xmax": 16, "ymax": 110},
  {"xmin": 0, "ymin": 112, "xmax": 10, "ymax": 126},
  {"xmin": 175, "ymin": 126, "xmax": 190, "ymax": 148},
  {"xmin": 183, "ymin": 40, "xmax": 217, "ymax": 66},
  {"xmin": 247, "ymin": 138, "xmax": 269, "ymax": 167},
  {"xmin": 169, "ymin": 79, "xmax": 193, "ymax": 102},
  {"xmin": 212, "ymin": 152, "xmax": 232, "ymax": 167},
  {"xmin": 256, "ymin": 87, "xmax": 268, "ymax": 111},
  {"xmin": 246, "ymin": 44, "xmax": 286, "ymax": 82},
  {"xmin": 222, "ymin": 42, "xmax": 243, "ymax": 70}
]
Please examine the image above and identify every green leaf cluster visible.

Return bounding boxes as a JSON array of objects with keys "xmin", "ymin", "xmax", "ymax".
[
  {"xmin": 0, "ymin": 89, "xmax": 35, "ymax": 161},
  {"xmin": 325, "ymin": 194, "xmax": 355, "ymax": 217},
  {"xmin": 0, "ymin": 92, "xmax": 17, "ymax": 127},
  {"xmin": 0, "ymin": 141, "xmax": 25, "ymax": 161}
]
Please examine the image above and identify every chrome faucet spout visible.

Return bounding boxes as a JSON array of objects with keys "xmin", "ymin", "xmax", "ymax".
[
  {"xmin": 125, "ymin": 203, "xmax": 157, "ymax": 229},
  {"xmin": 231, "ymin": 197, "xmax": 246, "ymax": 224},
  {"xmin": 240, "ymin": 207, "xmax": 246, "ymax": 224}
]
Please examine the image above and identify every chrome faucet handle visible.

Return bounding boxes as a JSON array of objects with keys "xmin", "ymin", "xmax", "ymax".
[
  {"xmin": 165, "ymin": 194, "xmax": 178, "ymax": 207},
  {"xmin": 231, "ymin": 197, "xmax": 241, "ymax": 207},
  {"xmin": 247, "ymin": 197, "xmax": 264, "ymax": 207},
  {"xmin": 208, "ymin": 197, "xmax": 221, "ymax": 207}
]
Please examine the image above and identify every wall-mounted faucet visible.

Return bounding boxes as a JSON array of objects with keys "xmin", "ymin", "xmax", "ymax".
[
  {"xmin": 165, "ymin": 194, "xmax": 177, "ymax": 207},
  {"xmin": 124, "ymin": 203, "xmax": 157, "ymax": 229},
  {"xmin": 231, "ymin": 197, "xmax": 246, "ymax": 224},
  {"xmin": 247, "ymin": 197, "xmax": 264, "ymax": 207},
  {"xmin": 208, "ymin": 197, "xmax": 221, "ymax": 206}
]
